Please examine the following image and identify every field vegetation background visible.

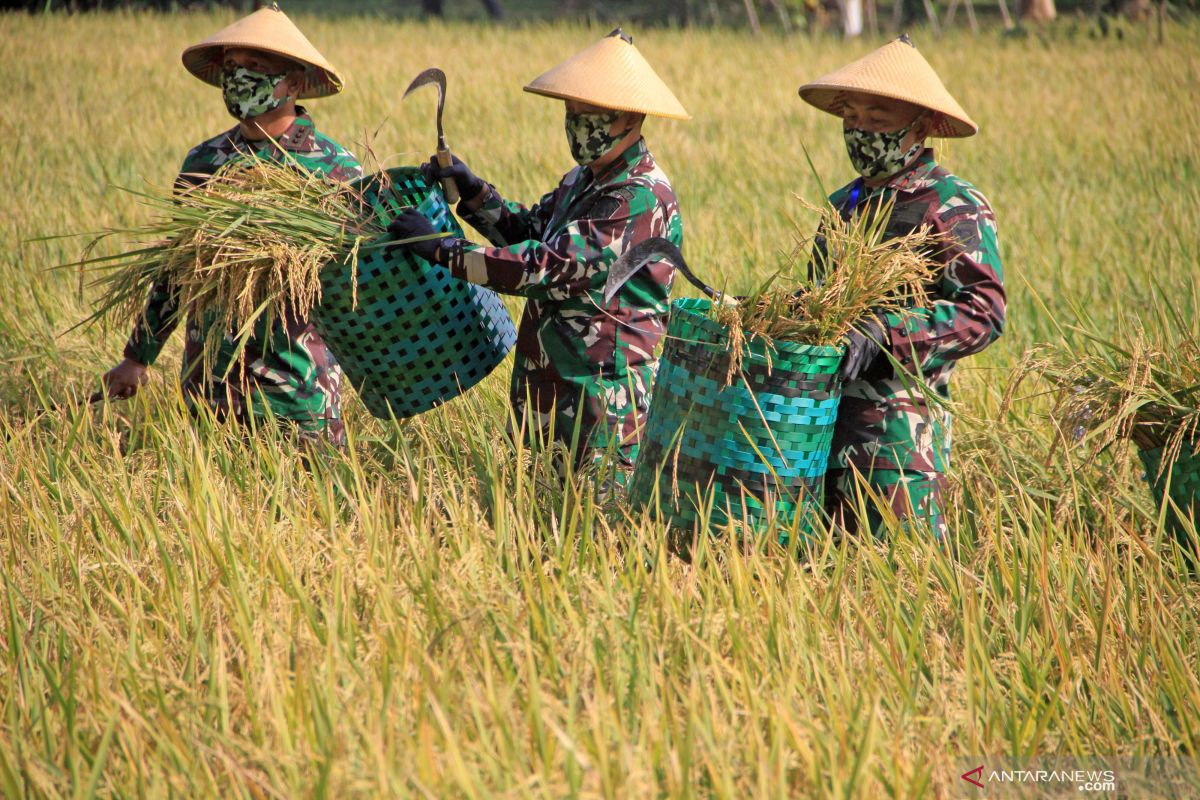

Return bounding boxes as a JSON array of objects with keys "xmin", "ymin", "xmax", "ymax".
[{"xmin": 1, "ymin": 10, "xmax": 1199, "ymax": 797}]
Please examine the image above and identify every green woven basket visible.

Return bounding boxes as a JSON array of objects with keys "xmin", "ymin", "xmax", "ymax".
[
  {"xmin": 1139, "ymin": 440, "xmax": 1200, "ymax": 560},
  {"xmin": 627, "ymin": 298, "xmax": 844, "ymax": 542},
  {"xmin": 314, "ymin": 167, "xmax": 516, "ymax": 420}
]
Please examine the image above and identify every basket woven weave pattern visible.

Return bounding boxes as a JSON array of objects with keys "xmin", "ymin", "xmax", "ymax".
[
  {"xmin": 314, "ymin": 168, "xmax": 516, "ymax": 419},
  {"xmin": 628, "ymin": 298, "xmax": 844, "ymax": 535},
  {"xmin": 1139, "ymin": 443, "xmax": 1200, "ymax": 548}
]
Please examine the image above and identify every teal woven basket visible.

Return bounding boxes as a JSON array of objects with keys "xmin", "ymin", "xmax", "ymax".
[
  {"xmin": 627, "ymin": 298, "xmax": 844, "ymax": 541},
  {"xmin": 1139, "ymin": 441, "xmax": 1200, "ymax": 561},
  {"xmin": 314, "ymin": 167, "xmax": 516, "ymax": 420}
]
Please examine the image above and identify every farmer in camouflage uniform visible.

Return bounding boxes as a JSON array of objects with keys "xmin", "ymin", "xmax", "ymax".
[
  {"xmin": 387, "ymin": 29, "xmax": 688, "ymax": 466},
  {"xmin": 101, "ymin": 7, "xmax": 361, "ymax": 445},
  {"xmin": 799, "ymin": 35, "xmax": 1006, "ymax": 538}
]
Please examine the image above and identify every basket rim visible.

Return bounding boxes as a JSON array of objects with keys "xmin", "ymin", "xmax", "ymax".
[
  {"xmin": 671, "ymin": 297, "xmax": 845, "ymax": 359},
  {"xmin": 349, "ymin": 165, "xmax": 428, "ymax": 192}
]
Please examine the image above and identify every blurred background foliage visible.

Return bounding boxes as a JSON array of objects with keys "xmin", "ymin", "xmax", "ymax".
[{"xmin": 0, "ymin": 0, "xmax": 1190, "ymax": 33}]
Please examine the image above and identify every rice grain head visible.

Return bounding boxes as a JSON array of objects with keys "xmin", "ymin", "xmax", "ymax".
[
  {"xmin": 708, "ymin": 197, "xmax": 941, "ymax": 382},
  {"xmin": 64, "ymin": 158, "xmax": 440, "ymax": 371}
]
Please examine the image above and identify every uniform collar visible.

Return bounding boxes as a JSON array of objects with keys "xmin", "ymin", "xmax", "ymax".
[
  {"xmin": 227, "ymin": 106, "xmax": 317, "ymax": 152},
  {"xmin": 881, "ymin": 147, "xmax": 939, "ymax": 194},
  {"xmin": 589, "ymin": 136, "xmax": 650, "ymax": 187}
]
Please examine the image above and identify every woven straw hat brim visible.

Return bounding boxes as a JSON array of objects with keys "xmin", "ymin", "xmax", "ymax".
[
  {"xmin": 798, "ymin": 38, "xmax": 977, "ymax": 138},
  {"xmin": 182, "ymin": 7, "xmax": 343, "ymax": 99},
  {"xmin": 524, "ymin": 34, "xmax": 689, "ymax": 121}
]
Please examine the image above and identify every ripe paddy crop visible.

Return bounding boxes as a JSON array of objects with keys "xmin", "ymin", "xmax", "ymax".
[{"xmin": 1, "ymin": 10, "xmax": 1199, "ymax": 798}]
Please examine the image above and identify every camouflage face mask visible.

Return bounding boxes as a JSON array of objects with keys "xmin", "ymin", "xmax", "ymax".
[
  {"xmin": 565, "ymin": 110, "xmax": 627, "ymax": 166},
  {"xmin": 222, "ymin": 67, "xmax": 291, "ymax": 120},
  {"xmin": 843, "ymin": 117, "xmax": 924, "ymax": 180}
]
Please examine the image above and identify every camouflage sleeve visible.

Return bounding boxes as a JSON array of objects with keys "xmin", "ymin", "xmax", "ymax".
[
  {"xmin": 123, "ymin": 280, "xmax": 182, "ymax": 366},
  {"xmin": 446, "ymin": 185, "xmax": 657, "ymax": 303},
  {"xmin": 327, "ymin": 157, "xmax": 363, "ymax": 182},
  {"xmin": 320, "ymin": 142, "xmax": 363, "ymax": 182},
  {"xmin": 459, "ymin": 183, "xmax": 557, "ymax": 248},
  {"xmin": 124, "ymin": 159, "xmax": 205, "ymax": 365},
  {"xmin": 881, "ymin": 188, "xmax": 1006, "ymax": 374}
]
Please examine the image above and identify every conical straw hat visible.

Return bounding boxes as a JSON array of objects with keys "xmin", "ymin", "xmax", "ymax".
[
  {"xmin": 524, "ymin": 28, "xmax": 689, "ymax": 121},
  {"xmin": 798, "ymin": 35, "xmax": 976, "ymax": 138},
  {"xmin": 182, "ymin": 5, "xmax": 343, "ymax": 99}
]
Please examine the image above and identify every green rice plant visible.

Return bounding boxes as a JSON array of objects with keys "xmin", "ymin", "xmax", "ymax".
[
  {"xmin": 58, "ymin": 158, "xmax": 442, "ymax": 368},
  {"xmin": 708, "ymin": 198, "xmax": 940, "ymax": 379}
]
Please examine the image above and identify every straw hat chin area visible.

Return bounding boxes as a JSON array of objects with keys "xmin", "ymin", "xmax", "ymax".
[
  {"xmin": 798, "ymin": 35, "xmax": 977, "ymax": 138},
  {"xmin": 182, "ymin": 6, "xmax": 344, "ymax": 99},
  {"xmin": 524, "ymin": 28, "xmax": 689, "ymax": 121}
]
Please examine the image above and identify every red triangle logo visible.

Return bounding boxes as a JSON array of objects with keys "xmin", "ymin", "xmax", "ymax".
[{"xmin": 961, "ymin": 765, "xmax": 984, "ymax": 788}]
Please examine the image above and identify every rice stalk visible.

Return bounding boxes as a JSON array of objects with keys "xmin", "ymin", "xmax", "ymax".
[
  {"xmin": 709, "ymin": 197, "xmax": 942, "ymax": 381},
  {"xmin": 60, "ymin": 158, "xmax": 442, "ymax": 369},
  {"xmin": 1014, "ymin": 329, "xmax": 1200, "ymax": 470}
]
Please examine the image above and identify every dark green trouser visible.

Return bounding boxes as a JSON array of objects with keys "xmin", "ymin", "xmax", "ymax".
[{"xmin": 824, "ymin": 467, "xmax": 947, "ymax": 540}]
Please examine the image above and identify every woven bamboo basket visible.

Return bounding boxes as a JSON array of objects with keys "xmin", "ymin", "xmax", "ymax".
[
  {"xmin": 1139, "ymin": 440, "xmax": 1200, "ymax": 561},
  {"xmin": 627, "ymin": 298, "xmax": 844, "ymax": 541},
  {"xmin": 314, "ymin": 167, "xmax": 516, "ymax": 419}
]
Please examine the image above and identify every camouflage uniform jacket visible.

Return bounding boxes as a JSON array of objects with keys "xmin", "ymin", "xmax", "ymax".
[
  {"xmin": 446, "ymin": 138, "xmax": 683, "ymax": 458},
  {"xmin": 124, "ymin": 110, "xmax": 362, "ymax": 442},
  {"xmin": 820, "ymin": 149, "xmax": 1005, "ymax": 473}
]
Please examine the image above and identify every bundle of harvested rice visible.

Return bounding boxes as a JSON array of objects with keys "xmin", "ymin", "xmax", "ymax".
[
  {"xmin": 707, "ymin": 199, "xmax": 941, "ymax": 380},
  {"xmin": 64, "ymin": 158, "xmax": 443, "ymax": 366},
  {"xmin": 1014, "ymin": 330, "xmax": 1200, "ymax": 464},
  {"xmin": 1012, "ymin": 330, "xmax": 1200, "ymax": 561}
]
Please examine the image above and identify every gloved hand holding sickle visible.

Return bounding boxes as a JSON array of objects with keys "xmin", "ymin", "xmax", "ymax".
[{"xmin": 402, "ymin": 67, "xmax": 463, "ymax": 204}]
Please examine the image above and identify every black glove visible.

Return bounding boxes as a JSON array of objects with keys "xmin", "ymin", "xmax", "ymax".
[
  {"xmin": 387, "ymin": 208, "xmax": 446, "ymax": 264},
  {"xmin": 420, "ymin": 153, "xmax": 487, "ymax": 203},
  {"xmin": 839, "ymin": 312, "xmax": 889, "ymax": 383}
]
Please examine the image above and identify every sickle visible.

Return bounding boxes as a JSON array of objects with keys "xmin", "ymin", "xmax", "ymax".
[
  {"xmin": 402, "ymin": 67, "xmax": 460, "ymax": 203},
  {"xmin": 603, "ymin": 238, "xmax": 723, "ymax": 306}
]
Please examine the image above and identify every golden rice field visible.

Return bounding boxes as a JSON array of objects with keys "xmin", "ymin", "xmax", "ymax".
[{"xmin": 2, "ymin": 10, "xmax": 1200, "ymax": 798}]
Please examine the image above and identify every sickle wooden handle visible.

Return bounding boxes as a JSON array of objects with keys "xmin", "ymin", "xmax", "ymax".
[{"xmin": 436, "ymin": 146, "xmax": 460, "ymax": 205}]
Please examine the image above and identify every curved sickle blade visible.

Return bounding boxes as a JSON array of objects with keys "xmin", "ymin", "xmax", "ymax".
[
  {"xmin": 602, "ymin": 237, "xmax": 719, "ymax": 306},
  {"xmin": 402, "ymin": 67, "xmax": 448, "ymax": 140}
]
